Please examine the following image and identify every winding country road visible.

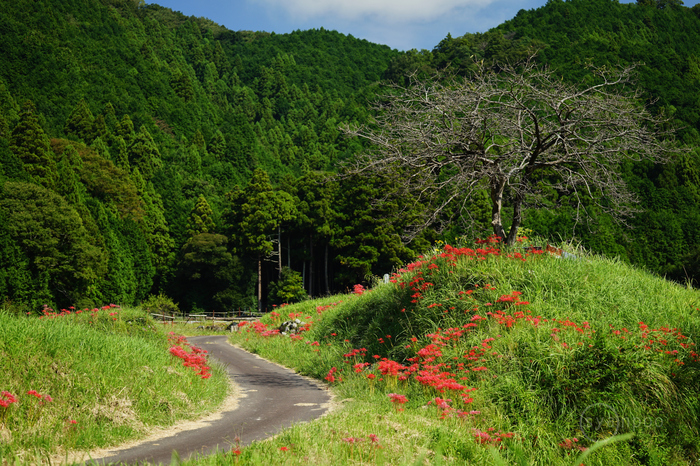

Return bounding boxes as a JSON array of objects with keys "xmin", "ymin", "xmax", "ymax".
[{"xmin": 90, "ymin": 335, "xmax": 332, "ymax": 465}]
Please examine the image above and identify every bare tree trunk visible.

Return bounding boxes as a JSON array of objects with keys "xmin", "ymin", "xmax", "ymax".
[
  {"xmin": 278, "ymin": 225, "xmax": 282, "ymax": 279},
  {"xmin": 490, "ymin": 176, "xmax": 507, "ymax": 240},
  {"xmin": 257, "ymin": 256, "xmax": 262, "ymax": 312},
  {"xmin": 325, "ymin": 243, "xmax": 330, "ymax": 295},
  {"xmin": 309, "ymin": 234, "xmax": 314, "ymax": 297},
  {"xmin": 506, "ymin": 191, "xmax": 525, "ymax": 246}
]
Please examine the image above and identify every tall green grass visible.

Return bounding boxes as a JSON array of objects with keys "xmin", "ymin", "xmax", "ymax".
[
  {"xmin": 0, "ymin": 306, "xmax": 229, "ymax": 464},
  {"xmin": 219, "ymin": 240, "xmax": 700, "ymax": 465}
]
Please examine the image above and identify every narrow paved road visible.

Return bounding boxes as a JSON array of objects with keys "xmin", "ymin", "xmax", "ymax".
[{"xmin": 90, "ymin": 335, "xmax": 332, "ymax": 465}]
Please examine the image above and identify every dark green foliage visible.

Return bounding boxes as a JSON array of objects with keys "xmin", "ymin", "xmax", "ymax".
[
  {"xmin": 186, "ymin": 195, "xmax": 216, "ymax": 236},
  {"xmin": 330, "ymin": 174, "xmax": 419, "ymax": 285},
  {"xmin": 141, "ymin": 292, "xmax": 180, "ymax": 317},
  {"xmin": 0, "ymin": 78, "xmax": 19, "ymax": 139},
  {"xmin": 175, "ymin": 233, "xmax": 246, "ymax": 312},
  {"xmin": 128, "ymin": 126, "xmax": 162, "ymax": 180},
  {"xmin": 0, "ymin": 0, "xmax": 400, "ymax": 309},
  {"xmin": 0, "ymin": 181, "xmax": 106, "ymax": 308},
  {"xmin": 64, "ymin": 99, "xmax": 96, "ymax": 143},
  {"xmin": 9, "ymin": 102, "xmax": 57, "ymax": 189},
  {"xmin": 225, "ymin": 169, "xmax": 295, "ymax": 259},
  {"xmin": 0, "ymin": 209, "xmax": 33, "ymax": 310}
]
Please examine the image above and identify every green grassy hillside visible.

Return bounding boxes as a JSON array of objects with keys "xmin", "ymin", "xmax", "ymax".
[
  {"xmin": 0, "ymin": 305, "xmax": 229, "ymax": 463},
  {"xmin": 221, "ymin": 238, "xmax": 700, "ymax": 465}
]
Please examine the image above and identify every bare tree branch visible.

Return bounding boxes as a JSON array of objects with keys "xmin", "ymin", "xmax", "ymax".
[{"xmin": 341, "ymin": 58, "xmax": 679, "ymax": 246}]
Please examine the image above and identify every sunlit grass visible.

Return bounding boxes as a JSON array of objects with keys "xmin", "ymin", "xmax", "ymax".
[
  {"xmin": 0, "ymin": 305, "xmax": 229, "ymax": 464},
  {"xmin": 215, "ymin": 238, "xmax": 700, "ymax": 465}
]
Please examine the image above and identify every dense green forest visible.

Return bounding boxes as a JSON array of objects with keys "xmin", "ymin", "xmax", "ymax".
[{"xmin": 1, "ymin": 0, "xmax": 700, "ymax": 313}]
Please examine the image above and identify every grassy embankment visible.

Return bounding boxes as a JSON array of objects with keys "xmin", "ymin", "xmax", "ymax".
[
  {"xmin": 184, "ymin": 238, "xmax": 700, "ymax": 465},
  {"xmin": 0, "ymin": 305, "xmax": 229, "ymax": 464}
]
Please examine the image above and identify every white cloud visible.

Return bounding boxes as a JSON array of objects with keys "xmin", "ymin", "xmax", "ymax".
[{"xmin": 253, "ymin": 0, "xmax": 495, "ymax": 23}]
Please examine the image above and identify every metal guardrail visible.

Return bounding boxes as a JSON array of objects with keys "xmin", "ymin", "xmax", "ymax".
[{"xmin": 150, "ymin": 311, "xmax": 264, "ymax": 323}]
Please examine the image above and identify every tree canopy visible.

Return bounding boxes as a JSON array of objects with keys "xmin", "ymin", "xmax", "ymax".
[{"xmin": 347, "ymin": 59, "xmax": 677, "ymax": 245}]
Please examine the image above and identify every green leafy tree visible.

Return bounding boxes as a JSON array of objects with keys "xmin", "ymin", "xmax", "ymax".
[
  {"xmin": 9, "ymin": 101, "xmax": 57, "ymax": 189},
  {"xmin": 114, "ymin": 136, "xmax": 130, "ymax": 171},
  {"xmin": 174, "ymin": 231, "xmax": 252, "ymax": 313},
  {"xmin": 0, "ymin": 209, "xmax": 34, "ymax": 310},
  {"xmin": 56, "ymin": 144, "xmax": 84, "ymax": 205},
  {"xmin": 208, "ymin": 130, "xmax": 226, "ymax": 160},
  {"xmin": 0, "ymin": 79, "xmax": 19, "ymax": 139},
  {"xmin": 64, "ymin": 99, "xmax": 96, "ymax": 143},
  {"xmin": 0, "ymin": 181, "xmax": 106, "ymax": 307},
  {"xmin": 128, "ymin": 125, "xmax": 162, "ymax": 180},
  {"xmin": 224, "ymin": 168, "xmax": 296, "ymax": 311},
  {"xmin": 115, "ymin": 114, "xmax": 135, "ymax": 146},
  {"xmin": 186, "ymin": 195, "xmax": 216, "ymax": 236},
  {"xmin": 268, "ymin": 266, "xmax": 306, "ymax": 305},
  {"xmin": 132, "ymin": 168, "xmax": 175, "ymax": 280}
]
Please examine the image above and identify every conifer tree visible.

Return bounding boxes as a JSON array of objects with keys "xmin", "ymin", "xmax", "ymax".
[
  {"xmin": 116, "ymin": 114, "xmax": 135, "ymax": 146},
  {"xmin": 0, "ymin": 181, "xmax": 105, "ymax": 307},
  {"xmin": 56, "ymin": 145, "xmax": 83, "ymax": 205},
  {"xmin": 224, "ymin": 169, "xmax": 296, "ymax": 311},
  {"xmin": 186, "ymin": 195, "xmax": 216, "ymax": 236},
  {"xmin": 208, "ymin": 130, "xmax": 226, "ymax": 160},
  {"xmin": 192, "ymin": 130, "xmax": 206, "ymax": 152},
  {"xmin": 64, "ymin": 99, "xmax": 96, "ymax": 143},
  {"xmin": 114, "ymin": 136, "xmax": 130, "ymax": 171},
  {"xmin": 91, "ymin": 137, "xmax": 110, "ymax": 161},
  {"xmin": 0, "ymin": 79, "xmax": 19, "ymax": 139},
  {"xmin": 92, "ymin": 114, "xmax": 108, "ymax": 144},
  {"xmin": 103, "ymin": 103, "xmax": 118, "ymax": 132},
  {"xmin": 9, "ymin": 101, "xmax": 57, "ymax": 189},
  {"xmin": 129, "ymin": 125, "xmax": 162, "ymax": 180},
  {"xmin": 132, "ymin": 168, "xmax": 175, "ymax": 277}
]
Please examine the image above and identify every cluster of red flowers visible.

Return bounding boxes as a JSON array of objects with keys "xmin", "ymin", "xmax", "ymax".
[
  {"xmin": 0, "ymin": 390, "xmax": 18, "ymax": 408},
  {"xmin": 26, "ymin": 389, "xmax": 53, "ymax": 403},
  {"xmin": 605, "ymin": 321, "xmax": 700, "ymax": 366},
  {"xmin": 32, "ymin": 303, "xmax": 120, "ymax": 320},
  {"xmin": 472, "ymin": 428, "xmax": 516, "ymax": 445},
  {"xmin": 167, "ymin": 332, "xmax": 211, "ymax": 379},
  {"xmin": 353, "ymin": 284, "xmax": 365, "ymax": 295},
  {"xmin": 387, "ymin": 393, "xmax": 408, "ymax": 410},
  {"xmin": 427, "ymin": 396, "xmax": 453, "ymax": 419},
  {"xmin": 558, "ymin": 437, "xmax": 586, "ymax": 451},
  {"xmin": 242, "ymin": 241, "xmax": 699, "ymax": 454},
  {"xmin": 325, "ymin": 367, "xmax": 341, "ymax": 383}
]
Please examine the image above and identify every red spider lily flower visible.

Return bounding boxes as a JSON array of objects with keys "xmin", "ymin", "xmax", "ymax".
[
  {"xmin": 280, "ymin": 446, "xmax": 290, "ymax": 451},
  {"xmin": 325, "ymin": 367, "xmax": 339, "ymax": 383},
  {"xmin": 387, "ymin": 393, "xmax": 408, "ymax": 404},
  {"xmin": 342, "ymin": 437, "xmax": 364, "ymax": 444},
  {"xmin": 0, "ymin": 391, "xmax": 18, "ymax": 408}
]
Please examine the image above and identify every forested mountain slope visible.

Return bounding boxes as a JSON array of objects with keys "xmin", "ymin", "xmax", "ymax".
[
  {"xmin": 0, "ymin": 0, "xmax": 409, "ymax": 313},
  {"xmin": 2, "ymin": 0, "xmax": 700, "ymax": 314}
]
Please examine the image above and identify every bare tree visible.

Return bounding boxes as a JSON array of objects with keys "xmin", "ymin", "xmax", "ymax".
[{"xmin": 343, "ymin": 58, "xmax": 677, "ymax": 246}]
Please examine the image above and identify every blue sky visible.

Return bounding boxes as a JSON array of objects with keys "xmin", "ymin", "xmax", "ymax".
[{"xmin": 148, "ymin": 0, "xmax": 700, "ymax": 51}]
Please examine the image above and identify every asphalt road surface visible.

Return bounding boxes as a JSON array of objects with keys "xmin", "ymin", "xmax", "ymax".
[{"xmin": 89, "ymin": 335, "xmax": 331, "ymax": 465}]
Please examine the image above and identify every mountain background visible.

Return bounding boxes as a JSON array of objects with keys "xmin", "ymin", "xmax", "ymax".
[{"xmin": 1, "ymin": 0, "xmax": 699, "ymax": 313}]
